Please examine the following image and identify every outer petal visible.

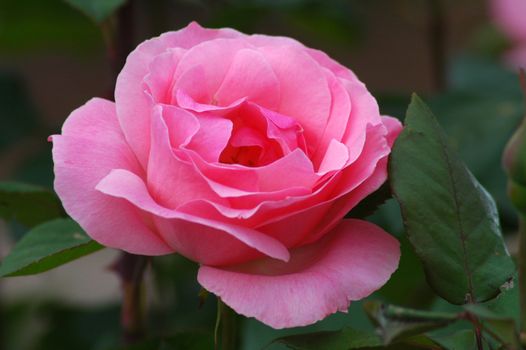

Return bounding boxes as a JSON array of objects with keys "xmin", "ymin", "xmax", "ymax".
[
  {"xmin": 51, "ymin": 98, "xmax": 172, "ymax": 255},
  {"xmin": 198, "ymin": 219, "xmax": 400, "ymax": 329},
  {"xmin": 115, "ymin": 22, "xmax": 241, "ymax": 167},
  {"xmin": 96, "ymin": 169, "xmax": 290, "ymax": 264}
]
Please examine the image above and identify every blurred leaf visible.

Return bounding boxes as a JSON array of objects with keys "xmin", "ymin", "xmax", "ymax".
[
  {"xmin": 0, "ymin": 72, "xmax": 38, "ymax": 150},
  {"xmin": 390, "ymin": 94, "xmax": 516, "ymax": 304},
  {"xmin": 63, "ymin": 0, "xmax": 126, "ymax": 22},
  {"xmin": 464, "ymin": 304, "xmax": 520, "ymax": 350},
  {"xmin": 273, "ymin": 327, "xmax": 382, "ymax": 350},
  {"xmin": 0, "ymin": 0, "xmax": 101, "ymax": 52},
  {"xmin": 428, "ymin": 330, "xmax": 476, "ymax": 350},
  {"xmin": 431, "ymin": 56, "xmax": 524, "ymax": 228},
  {"xmin": 114, "ymin": 331, "xmax": 214, "ymax": 350},
  {"xmin": 0, "ymin": 181, "xmax": 63, "ymax": 227},
  {"xmin": 364, "ymin": 301, "xmax": 458, "ymax": 345},
  {"xmin": 0, "ymin": 218, "xmax": 103, "ymax": 277}
]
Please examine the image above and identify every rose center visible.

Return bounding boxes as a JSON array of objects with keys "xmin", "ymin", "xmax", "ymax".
[{"xmin": 219, "ymin": 103, "xmax": 307, "ymax": 167}]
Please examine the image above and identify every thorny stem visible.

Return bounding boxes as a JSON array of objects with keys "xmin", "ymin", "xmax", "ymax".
[
  {"xmin": 111, "ymin": 252, "xmax": 149, "ymax": 345},
  {"xmin": 427, "ymin": 0, "xmax": 446, "ymax": 92},
  {"xmin": 465, "ymin": 294, "xmax": 484, "ymax": 350}
]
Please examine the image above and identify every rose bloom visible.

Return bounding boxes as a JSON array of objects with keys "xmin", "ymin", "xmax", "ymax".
[
  {"xmin": 491, "ymin": 0, "xmax": 526, "ymax": 67},
  {"xmin": 51, "ymin": 22, "xmax": 401, "ymax": 329}
]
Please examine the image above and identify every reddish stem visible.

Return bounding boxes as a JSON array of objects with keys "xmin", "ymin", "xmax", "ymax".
[{"xmin": 111, "ymin": 252, "xmax": 149, "ymax": 345}]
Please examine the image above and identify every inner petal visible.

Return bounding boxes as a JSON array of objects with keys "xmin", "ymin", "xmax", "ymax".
[{"xmin": 219, "ymin": 102, "xmax": 307, "ymax": 167}]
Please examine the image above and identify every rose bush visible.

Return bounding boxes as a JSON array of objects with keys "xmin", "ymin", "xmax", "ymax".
[
  {"xmin": 51, "ymin": 22, "xmax": 401, "ymax": 329},
  {"xmin": 491, "ymin": 0, "xmax": 526, "ymax": 67}
]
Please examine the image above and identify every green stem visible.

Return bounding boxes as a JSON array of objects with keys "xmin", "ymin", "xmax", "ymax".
[{"xmin": 215, "ymin": 299, "xmax": 239, "ymax": 350}]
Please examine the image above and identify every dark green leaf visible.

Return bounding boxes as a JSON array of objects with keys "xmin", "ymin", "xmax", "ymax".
[
  {"xmin": 464, "ymin": 304, "xmax": 520, "ymax": 350},
  {"xmin": 63, "ymin": 0, "xmax": 126, "ymax": 22},
  {"xmin": 428, "ymin": 330, "xmax": 476, "ymax": 350},
  {"xmin": 0, "ymin": 181, "xmax": 64, "ymax": 227},
  {"xmin": 0, "ymin": 218, "xmax": 103, "ymax": 277},
  {"xmin": 364, "ymin": 301, "xmax": 458, "ymax": 345},
  {"xmin": 390, "ymin": 94, "xmax": 516, "ymax": 304},
  {"xmin": 274, "ymin": 327, "xmax": 382, "ymax": 350},
  {"xmin": 346, "ymin": 183, "xmax": 391, "ymax": 219}
]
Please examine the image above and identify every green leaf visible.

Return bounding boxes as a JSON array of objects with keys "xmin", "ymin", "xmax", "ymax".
[
  {"xmin": 273, "ymin": 327, "xmax": 382, "ymax": 350},
  {"xmin": 464, "ymin": 304, "xmax": 520, "ymax": 350},
  {"xmin": 428, "ymin": 330, "xmax": 476, "ymax": 350},
  {"xmin": 390, "ymin": 94, "xmax": 516, "ymax": 304},
  {"xmin": 114, "ymin": 331, "xmax": 214, "ymax": 350},
  {"xmin": 0, "ymin": 181, "xmax": 64, "ymax": 227},
  {"xmin": 63, "ymin": 0, "xmax": 126, "ymax": 22},
  {"xmin": 364, "ymin": 301, "xmax": 458, "ymax": 345},
  {"xmin": 0, "ymin": 218, "xmax": 103, "ymax": 277}
]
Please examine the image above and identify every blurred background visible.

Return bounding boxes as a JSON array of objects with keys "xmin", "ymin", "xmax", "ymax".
[{"xmin": 0, "ymin": 0, "xmax": 523, "ymax": 349}]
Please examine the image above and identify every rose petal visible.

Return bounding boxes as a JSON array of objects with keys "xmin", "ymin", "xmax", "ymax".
[
  {"xmin": 341, "ymin": 78, "xmax": 383, "ymax": 164},
  {"xmin": 186, "ymin": 114, "xmax": 234, "ymax": 163},
  {"xmin": 96, "ymin": 169, "xmax": 290, "ymax": 264},
  {"xmin": 311, "ymin": 71, "xmax": 351, "ymax": 166},
  {"xmin": 259, "ymin": 45, "xmax": 331, "ymax": 153},
  {"xmin": 215, "ymin": 48, "xmax": 280, "ymax": 109},
  {"xmin": 115, "ymin": 22, "xmax": 241, "ymax": 167},
  {"xmin": 147, "ymin": 105, "xmax": 224, "ymax": 209},
  {"xmin": 198, "ymin": 219, "xmax": 400, "ymax": 329},
  {"xmin": 52, "ymin": 98, "xmax": 172, "ymax": 255},
  {"xmin": 317, "ymin": 139, "xmax": 349, "ymax": 174}
]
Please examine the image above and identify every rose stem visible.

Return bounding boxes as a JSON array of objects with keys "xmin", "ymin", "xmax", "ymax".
[
  {"xmin": 99, "ymin": 0, "xmax": 146, "ymax": 345},
  {"xmin": 465, "ymin": 294, "xmax": 484, "ymax": 350},
  {"xmin": 427, "ymin": 0, "xmax": 446, "ymax": 92},
  {"xmin": 111, "ymin": 252, "xmax": 149, "ymax": 345},
  {"xmin": 100, "ymin": 0, "xmax": 136, "ymax": 95},
  {"xmin": 216, "ymin": 299, "xmax": 239, "ymax": 350}
]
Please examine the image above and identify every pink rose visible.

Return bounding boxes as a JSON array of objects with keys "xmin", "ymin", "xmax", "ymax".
[
  {"xmin": 51, "ymin": 22, "xmax": 401, "ymax": 328},
  {"xmin": 490, "ymin": 0, "xmax": 526, "ymax": 68}
]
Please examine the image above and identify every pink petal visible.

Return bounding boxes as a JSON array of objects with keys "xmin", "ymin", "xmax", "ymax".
[
  {"xmin": 340, "ymin": 78, "xmax": 383, "ymax": 164},
  {"xmin": 311, "ymin": 71, "xmax": 351, "ymax": 166},
  {"xmin": 317, "ymin": 139, "xmax": 349, "ymax": 174},
  {"xmin": 172, "ymin": 38, "xmax": 250, "ymax": 106},
  {"xmin": 143, "ymin": 48, "xmax": 185, "ymax": 104},
  {"xmin": 186, "ymin": 114, "xmax": 233, "ymax": 163},
  {"xmin": 95, "ymin": 169, "xmax": 290, "ymax": 264},
  {"xmin": 381, "ymin": 115, "xmax": 403, "ymax": 147},
  {"xmin": 155, "ymin": 104, "xmax": 200, "ymax": 148},
  {"xmin": 215, "ymin": 49, "xmax": 280, "ymax": 109},
  {"xmin": 115, "ymin": 22, "xmax": 241, "ymax": 167},
  {"xmin": 175, "ymin": 88, "xmax": 246, "ymax": 115},
  {"xmin": 198, "ymin": 219, "xmax": 400, "ymax": 329},
  {"xmin": 186, "ymin": 148, "xmax": 318, "ymax": 195},
  {"xmin": 52, "ymin": 98, "xmax": 172, "ymax": 255},
  {"xmin": 258, "ymin": 45, "xmax": 331, "ymax": 153},
  {"xmin": 147, "ymin": 106, "xmax": 223, "ymax": 209},
  {"xmin": 491, "ymin": 0, "xmax": 526, "ymax": 42}
]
